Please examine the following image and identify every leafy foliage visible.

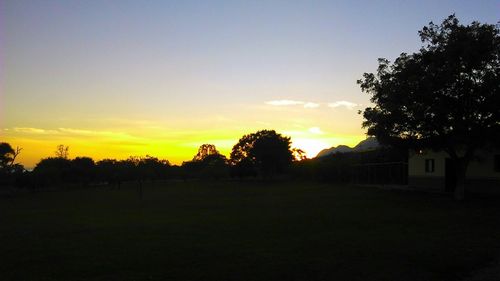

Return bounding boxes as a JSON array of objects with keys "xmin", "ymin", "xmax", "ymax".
[
  {"xmin": 0, "ymin": 142, "xmax": 23, "ymax": 171},
  {"xmin": 359, "ymin": 15, "xmax": 500, "ymax": 151},
  {"xmin": 183, "ymin": 144, "xmax": 229, "ymax": 179},
  {"xmin": 34, "ymin": 157, "xmax": 73, "ymax": 186},
  {"xmin": 358, "ymin": 15, "xmax": 500, "ymax": 199},
  {"xmin": 55, "ymin": 145, "xmax": 69, "ymax": 159},
  {"xmin": 0, "ymin": 142, "xmax": 16, "ymax": 169},
  {"xmin": 230, "ymin": 130, "xmax": 293, "ymax": 178},
  {"xmin": 0, "ymin": 142, "xmax": 25, "ymax": 186},
  {"xmin": 193, "ymin": 144, "xmax": 220, "ymax": 161}
]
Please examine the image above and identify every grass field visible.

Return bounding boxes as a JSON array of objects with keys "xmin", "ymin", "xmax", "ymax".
[{"xmin": 1, "ymin": 181, "xmax": 500, "ymax": 281}]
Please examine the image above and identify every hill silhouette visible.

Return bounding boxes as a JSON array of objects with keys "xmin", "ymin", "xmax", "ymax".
[{"xmin": 316, "ymin": 137, "xmax": 380, "ymax": 158}]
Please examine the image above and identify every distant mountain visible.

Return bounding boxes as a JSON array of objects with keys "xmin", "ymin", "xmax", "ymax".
[
  {"xmin": 316, "ymin": 145, "xmax": 352, "ymax": 157},
  {"xmin": 353, "ymin": 137, "xmax": 380, "ymax": 151},
  {"xmin": 315, "ymin": 137, "xmax": 380, "ymax": 158}
]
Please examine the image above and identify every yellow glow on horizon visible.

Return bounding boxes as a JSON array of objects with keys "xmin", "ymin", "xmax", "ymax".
[
  {"xmin": 292, "ymin": 135, "xmax": 364, "ymax": 159},
  {"xmin": 1, "ymin": 125, "xmax": 366, "ymax": 168},
  {"xmin": 293, "ymin": 139, "xmax": 330, "ymax": 159}
]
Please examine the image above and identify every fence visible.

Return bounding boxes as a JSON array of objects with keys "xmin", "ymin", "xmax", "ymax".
[{"xmin": 350, "ymin": 162, "xmax": 408, "ymax": 185}]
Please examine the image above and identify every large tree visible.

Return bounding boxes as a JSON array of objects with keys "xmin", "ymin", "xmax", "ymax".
[
  {"xmin": 34, "ymin": 157, "xmax": 72, "ymax": 185},
  {"xmin": 55, "ymin": 144, "xmax": 69, "ymax": 159},
  {"xmin": 0, "ymin": 142, "xmax": 24, "ymax": 185},
  {"xmin": 0, "ymin": 142, "xmax": 22, "ymax": 170},
  {"xmin": 230, "ymin": 130, "xmax": 293, "ymax": 178},
  {"xmin": 358, "ymin": 15, "xmax": 500, "ymax": 200},
  {"xmin": 183, "ymin": 144, "xmax": 228, "ymax": 179},
  {"xmin": 193, "ymin": 144, "xmax": 220, "ymax": 161}
]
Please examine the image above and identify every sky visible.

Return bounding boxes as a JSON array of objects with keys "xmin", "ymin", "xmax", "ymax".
[{"xmin": 1, "ymin": 0, "xmax": 499, "ymax": 168}]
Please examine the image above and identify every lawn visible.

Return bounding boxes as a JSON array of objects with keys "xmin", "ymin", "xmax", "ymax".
[{"xmin": 1, "ymin": 181, "xmax": 499, "ymax": 281}]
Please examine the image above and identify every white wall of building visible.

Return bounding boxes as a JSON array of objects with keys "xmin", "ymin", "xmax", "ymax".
[{"xmin": 409, "ymin": 148, "xmax": 500, "ymax": 179}]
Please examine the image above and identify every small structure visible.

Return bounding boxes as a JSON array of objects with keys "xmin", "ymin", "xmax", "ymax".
[{"xmin": 408, "ymin": 148, "xmax": 500, "ymax": 193}]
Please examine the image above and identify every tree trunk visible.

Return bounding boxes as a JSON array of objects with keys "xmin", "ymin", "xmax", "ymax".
[{"xmin": 454, "ymin": 158, "xmax": 469, "ymax": 201}]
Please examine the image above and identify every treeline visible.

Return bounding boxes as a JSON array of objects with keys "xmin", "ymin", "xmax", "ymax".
[
  {"xmin": 24, "ymin": 156, "xmax": 177, "ymax": 189},
  {"xmin": 1, "ymin": 130, "xmax": 301, "ymax": 189},
  {"xmin": 1, "ymin": 130, "xmax": 407, "ymax": 189},
  {"xmin": 1, "ymin": 145, "xmax": 229, "ymax": 189}
]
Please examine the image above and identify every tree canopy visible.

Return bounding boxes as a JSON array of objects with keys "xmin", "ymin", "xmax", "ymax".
[
  {"xmin": 0, "ymin": 143, "xmax": 16, "ymax": 170},
  {"xmin": 0, "ymin": 143, "xmax": 24, "ymax": 182},
  {"xmin": 230, "ymin": 130, "xmax": 293, "ymax": 177},
  {"xmin": 193, "ymin": 144, "xmax": 220, "ymax": 161},
  {"xmin": 358, "ymin": 15, "xmax": 500, "ymax": 199},
  {"xmin": 183, "ymin": 144, "xmax": 229, "ymax": 179},
  {"xmin": 55, "ymin": 145, "xmax": 69, "ymax": 159}
]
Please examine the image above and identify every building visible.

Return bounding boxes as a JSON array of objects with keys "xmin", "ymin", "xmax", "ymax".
[{"xmin": 408, "ymin": 148, "xmax": 500, "ymax": 193}]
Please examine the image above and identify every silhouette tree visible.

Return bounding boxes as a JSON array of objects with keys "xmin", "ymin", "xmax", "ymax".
[
  {"xmin": 0, "ymin": 142, "xmax": 24, "ymax": 186},
  {"xmin": 193, "ymin": 144, "xmax": 220, "ymax": 161},
  {"xmin": 71, "ymin": 157, "xmax": 96, "ymax": 186},
  {"xmin": 96, "ymin": 159, "xmax": 124, "ymax": 188},
  {"xmin": 0, "ymin": 142, "xmax": 22, "ymax": 171},
  {"xmin": 230, "ymin": 133, "xmax": 261, "ymax": 165},
  {"xmin": 230, "ymin": 130, "xmax": 294, "ymax": 178},
  {"xmin": 55, "ymin": 145, "xmax": 69, "ymax": 159},
  {"xmin": 34, "ymin": 157, "xmax": 72, "ymax": 186},
  {"xmin": 358, "ymin": 15, "xmax": 500, "ymax": 200},
  {"xmin": 199, "ymin": 153, "xmax": 229, "ymax": 179},
  {"xmin": 183, "ymin": 144, "xmax": 228, "ymax": 179},
  {"xmin": 137, "ymin": 156, "xmax": 171, "ymax": 181}
]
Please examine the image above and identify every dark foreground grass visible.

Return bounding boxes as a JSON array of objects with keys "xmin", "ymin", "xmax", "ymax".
[{"xmin": 1, "ymin": 181, "xmax": 500, "ymax": 281}]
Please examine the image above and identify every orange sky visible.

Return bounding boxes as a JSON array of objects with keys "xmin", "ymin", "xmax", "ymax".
[{"xmin": 1, "ymin": 113, "xmax": 366, "ymax": 168}]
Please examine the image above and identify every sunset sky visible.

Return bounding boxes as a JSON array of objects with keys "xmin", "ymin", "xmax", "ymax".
[{"xmin": 1, "ymin": 0, "xmax": 498, "ymax": 168}]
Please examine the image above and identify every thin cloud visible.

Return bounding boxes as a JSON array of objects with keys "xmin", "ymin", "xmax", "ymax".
[
  {"xmin": 266, "ymin": 100, "xmax": 305, "ymax": 106},
  {"xmin": 13, "ymin": 127, "xmax": 59, "ymax": 134},
  {"xmin": 308, "ymin": 127, "xmax": 324, "ymax": 135},
  {"xmin": 58, "ymin": 128, "xmax": 119, "ymax": 136},
  {"xmin": 304, "ymin": 102, "xmax": 320, "ymax": 108},
  {"xmin": 10, "ymin": 127, "xmax": 135, "ymax": 139},
  {"xmin": 328, "ymin": 101, "xmax": 359, "ymax": 110},
  {"xmin": 266, "ymin": 100, "xmax": 320, "ymax": 108}
]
